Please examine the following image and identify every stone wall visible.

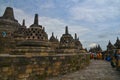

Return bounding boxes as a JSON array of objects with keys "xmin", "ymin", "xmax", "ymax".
[{"xmin": 0, "ymin": 54, "xmax": 90, "ymax": 80}]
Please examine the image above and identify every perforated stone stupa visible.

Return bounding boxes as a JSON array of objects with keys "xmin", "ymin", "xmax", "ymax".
[{"xmin": 0, "ymin": 7, "xmax": 87, "ymax": 55}]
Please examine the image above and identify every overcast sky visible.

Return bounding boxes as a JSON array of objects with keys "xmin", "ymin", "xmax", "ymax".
[{"xmin": 0, "ymin": 0, "xmax": 120, "ymax": 50}]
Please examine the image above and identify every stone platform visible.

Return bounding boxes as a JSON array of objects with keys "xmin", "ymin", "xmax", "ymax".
[
  {"xmin": 49, "ymin": 60, "xmax": 120, "ymax": 80},
  {"xmin": 0, "ymin": 54, "xmax": 90, "ymax": 80}
]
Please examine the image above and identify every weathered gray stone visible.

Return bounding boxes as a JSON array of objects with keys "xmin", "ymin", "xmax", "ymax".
[{"xmin": 49, "ymin": 60, "xmax": 120, "ymax": 80}]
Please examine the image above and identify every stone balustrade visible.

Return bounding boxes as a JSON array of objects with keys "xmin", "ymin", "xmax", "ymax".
[{"xmin": 0, "ymin": 53, "xmax": 90, "ymax": 80}]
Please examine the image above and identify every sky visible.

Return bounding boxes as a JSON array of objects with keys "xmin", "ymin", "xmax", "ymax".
[{"xmin": 0, "ymin": 0, "xmax": 120, "ymax": 50}]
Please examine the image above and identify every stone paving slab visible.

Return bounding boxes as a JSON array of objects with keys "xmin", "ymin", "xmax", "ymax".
[{"xmin": 48, "ymin": 60, "xmax": 120, "ymax": 80}]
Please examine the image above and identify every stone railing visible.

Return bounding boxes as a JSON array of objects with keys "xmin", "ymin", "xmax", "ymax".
[{"xmin": 0, "ymin": 53, "xmax": 90, "ymax": 80}]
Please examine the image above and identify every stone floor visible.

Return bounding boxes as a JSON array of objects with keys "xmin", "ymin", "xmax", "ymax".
[{"xmin": 48, "ymin": 60, "xmax": 120, "ymax": 80}]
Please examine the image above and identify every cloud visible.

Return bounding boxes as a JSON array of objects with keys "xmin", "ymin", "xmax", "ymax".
[
  {"xmin": 14, "ymin": 8, "xmax": 33, "ymax": 26},
  {"xmin": 98, "ymin": 35, "xmax": 107, "ymax": 39},
  {"xmin": 89, "ymin": 43, "xmax": 98, "ymax": 48},
  {"xmin": 14, "ymin": 8, "xmax": 65, "ymax": 38},
  {"xmin": 0, "ymin": 3, "xmax": 10, "ymax": 16},
  {"xmin": 68, "ymin": 25, "xmax": 90, "ymax": 36},
  {"xmin": 41, "ymin": 18, "xmax": 90, "ymax": 39},
  {"xmin": 69, "ymin": 0, "xmax": 120, "ymax": 22},
  {"xmin": 40, "ymin": 17, "xmax": 66, "ymax": 39},
  {"xmin": 40, "ymin": 1, "xmax": 55, "ymax": 9},
  {"xmin": 1, "ymin": 0, "xmax": 119, "ymax": 50},
  {"xmin": 13, "ymin": 7, "xmax": 89, "ymax": 40},
  {"xmin": 70, "ymin": 7, "xmax": 119, "ymax": 22}
]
